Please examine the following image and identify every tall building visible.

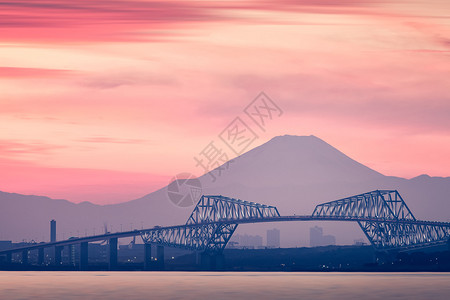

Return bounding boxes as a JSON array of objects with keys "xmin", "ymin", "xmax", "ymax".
[
  {"xmin": 310, "ymin": 226, "xmax": 335, "ymax": 247},
  {"xmin": 50, "ymin": 219, "xmax": 56, "ymax": 242},
  {"xmin": 266, "ymin": 228, "xmax": 280, "ymax": 248}
]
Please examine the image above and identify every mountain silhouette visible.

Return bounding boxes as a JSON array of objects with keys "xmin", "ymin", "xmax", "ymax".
[{"xmin": 203, "ymin": 135, "xmax": 383, "ymax": 187}]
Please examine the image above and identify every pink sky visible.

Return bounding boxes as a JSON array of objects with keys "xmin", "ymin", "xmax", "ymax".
[{"xmin": 1, "ymin": 0, "xmax": 449, "ymax": 204}]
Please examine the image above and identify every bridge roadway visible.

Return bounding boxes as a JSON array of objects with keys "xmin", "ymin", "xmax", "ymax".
[
  {"xmin": 1, "ymin": 215, "xmax": 449, "ymax": 255},
  {"xmin": 2, "ymin": 190, "xmax": 450, "ymax": 269}
]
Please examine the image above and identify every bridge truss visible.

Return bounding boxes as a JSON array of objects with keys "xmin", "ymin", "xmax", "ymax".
[
  {"xmin": 312, "ymin": 190, "xmax": 450, "ymax": 249},
  {"xmin": 3, "ymin": 190, "xmax": 449, "ymax": 262},
  {"xmin": 140, "ymin": 195, "xmax": 280, "ymax": 253}
]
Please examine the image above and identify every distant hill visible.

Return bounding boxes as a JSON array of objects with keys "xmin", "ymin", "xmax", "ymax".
[{"xmin": 1, "ymin": 135, "xmax": 449, "ymax": 246}]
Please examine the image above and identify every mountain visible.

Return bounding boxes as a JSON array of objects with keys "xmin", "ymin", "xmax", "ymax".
[
  {"xmin": 1, "ymin": 135, "xmax": 449, "ymax": 246},
  {"xmin": 203, "ymin": 135, "xmax": 384, "ymax": 187}
]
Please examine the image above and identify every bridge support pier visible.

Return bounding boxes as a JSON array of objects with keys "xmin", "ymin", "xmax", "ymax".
[
  {"xmin": 215, "ymin": 253, "xmax": 225, "ymax": 270},
  {"xmin": 108, "ymin": 238, "xmax": 118, "ymax": 270},
  {"xmin": 6, "ymin": 252, "xmax": 12, "ymax": 264},
  {"xmin": 156, "ymin": 245, "xmax": 164, "ymax": 270},
  {"xmin": 38, "ymin": 248, "xmax": 44, "ymax": 265},
  {"xmin": 80, "ymin": 242, "xmax": 89, "ymax": 271},
  {"xmin": 143, "ymin": 244, "xmax": 164, "ymax": 270},
  {"xmin": 70, "ymin": 245, "xmax": 76, "ymax": 266},
  {"xmin": 54, "ymin": 246, "xmax": 63, "ymax": 266},
  {"xmin": 198, "ymin": 253, "xmax": 225, "ymax": 270},
  {"xmin": 21, "ymin": 250, "xmax": 28, "ymax": 265},
  {"xmin": 144, "ymin": 243, "xmax": 152, "ymax": 270}
]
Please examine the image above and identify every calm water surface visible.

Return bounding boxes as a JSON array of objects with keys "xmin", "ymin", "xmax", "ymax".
[{"xmin": 0, "ymin": 272, "xmax": 449, "ymax": 300}]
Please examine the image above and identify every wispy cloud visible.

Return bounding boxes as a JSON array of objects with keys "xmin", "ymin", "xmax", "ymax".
[
  {"xmin": 0, "ymin": 139, "xmax": 66, "ymax": 157},
  {"xmin": 0, "ymin": 0, "xmax": 225, "ymax": 43},
  {"xmin": 77, "ymin": 136, "xmax": 152, "ymax": 144},
  {"xmin": 0, "ymin": 0, "xmax": 386, "ymax": 44},
  {"xmin": 80, "ymin": 71, "xmax": 178, "ymax": 89},
  {"xmin": 0, "ymin": 67, "xmax": 74, "ymax": 78}
]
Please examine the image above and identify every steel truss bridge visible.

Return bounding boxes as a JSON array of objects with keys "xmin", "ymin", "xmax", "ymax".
[{"xmin": 1, "ymin": 190, "xmax": 449, "ymax": 269}]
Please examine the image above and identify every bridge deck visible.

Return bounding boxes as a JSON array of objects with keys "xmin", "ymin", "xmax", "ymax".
[{"xmin": 1, "ymin": 215, "xmax": 449, "ymax": 255}]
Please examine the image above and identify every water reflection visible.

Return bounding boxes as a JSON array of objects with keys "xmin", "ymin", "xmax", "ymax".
[{"xmin": 0, "ymin": 272, "xmax": 449, "ymax": 300}]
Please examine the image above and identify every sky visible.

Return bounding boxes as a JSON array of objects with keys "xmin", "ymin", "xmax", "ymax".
[{"xmin": 0, "ymin": 0, "xmax": 449, "ymax": 204}]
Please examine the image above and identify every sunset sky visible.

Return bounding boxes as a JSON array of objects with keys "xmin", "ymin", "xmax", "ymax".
[{"xmin": 1, "ymin": 0, "xmax": 449, "ymax": 204}]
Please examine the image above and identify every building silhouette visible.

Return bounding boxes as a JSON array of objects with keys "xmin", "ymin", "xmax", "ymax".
[
  {"xmin": 266, "ymin": 228, "xmax": 280, "ymax": 248},
  {"xmin": 353, "ymin": 238, "xmax": 366, "ymax": 246},
  {"xmin": 50, "ymin": 220, "xmax": 56, "ymax": 242},
  {"xmin": 310, "ymin": 226, "xmax": 336, "ymax": 247},
  {"xmin": 229, "ymin": 233, "xmax": 263, "ymax": 249}
]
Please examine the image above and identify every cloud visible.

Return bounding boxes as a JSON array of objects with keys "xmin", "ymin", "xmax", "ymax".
[
  {"xmin": 80, "ymin": 71, "xmax": 178, "ymax": 89},
  {"xmin": 237, "ymin": 0, "xmax": 373, "ymax": 10},
  {"xmin": 439, "ymin": 38, "xmax": 450, "ymax": 47},
  {"xmin": 77, "ymin": 136, "xmax": 152, "ymax": 144},
  {"xmin": 0, "ymin": 67, "xmax": 74, "ymax": 78},
  {"xmin": 0, "ymin": 139, "xmax": 66, "ymax": 157},
  {"xmin": 0, "ymin": 0, "xmax": 385, "ymax": 44},
  {"xmin": 211, "ymin": 65, "xmax": 450, "ymax": 135},
  {"xmin": 0, "ymin": 0, "xmax": 225, "ymax": 43}
]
